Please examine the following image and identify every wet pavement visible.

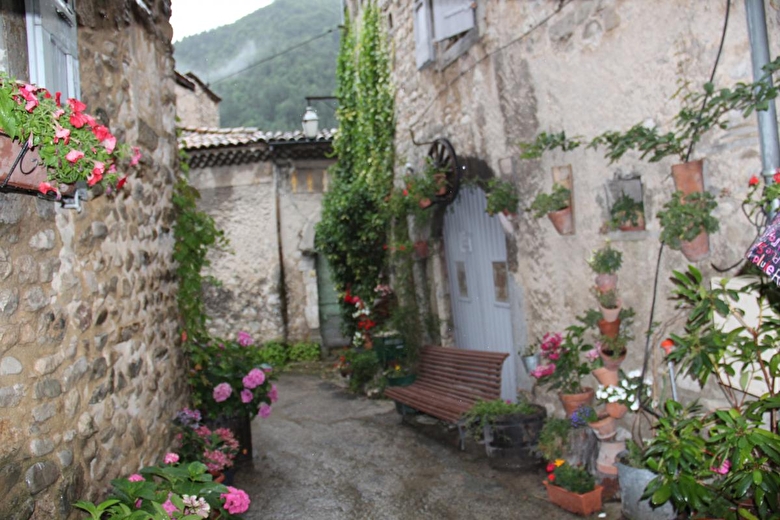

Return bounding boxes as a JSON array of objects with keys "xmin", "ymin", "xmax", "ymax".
[{"xmin": 235, "ymin": 369, "xmax": 622, "ymax": 519}]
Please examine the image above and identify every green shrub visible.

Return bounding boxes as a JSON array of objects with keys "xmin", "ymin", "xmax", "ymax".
[
  {"xmin": 288, "ymin": 341, "xmax": 321, "ymax": 362},
  {"xmin": 348, "ymin": 351, "xmax": 379, "ymax": 393},
  {"xmin": 257, "ymin": 341, "xmax": 288, "ymax": 368}
]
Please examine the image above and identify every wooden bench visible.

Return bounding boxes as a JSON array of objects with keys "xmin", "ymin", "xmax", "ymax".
[{"xmin": 384, "ymin": 345, "xmax": 509, "ymax": 449}]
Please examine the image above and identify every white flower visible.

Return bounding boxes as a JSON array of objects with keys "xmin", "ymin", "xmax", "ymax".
[{"xmin": 627, "ymin": 369, "xmax": 642, "ymax": 379}]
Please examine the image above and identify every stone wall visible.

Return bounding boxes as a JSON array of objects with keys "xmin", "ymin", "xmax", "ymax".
[
  {"xmin": 175, "ymin": 78, "xmax": 220, "ymax": 128},
  {"xmin": 373, "ymin": 0, "xmax": 780, "ymax": 407},
  {"xmin": 0, "ymin": 2, "xmax": 185, "ymax": 518}
]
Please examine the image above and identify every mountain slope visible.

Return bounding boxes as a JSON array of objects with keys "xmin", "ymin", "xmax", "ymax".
[{"xmin": 174, "ymin": 0, "xmax": 341, "ymax": 130}]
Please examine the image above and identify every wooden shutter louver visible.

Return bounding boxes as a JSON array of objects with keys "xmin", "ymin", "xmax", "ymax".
[
  {"xmin": 432, "ymin": 0, "xmax": 475, "ymax": 42},
  {"xmin": 413, "ymin": 0, "xmax": 434, "ymax": 69}
]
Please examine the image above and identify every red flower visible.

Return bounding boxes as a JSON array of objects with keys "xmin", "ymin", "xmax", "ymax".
[
  {"xmin": 749, "ymin": 175, "xmax": 760, "ymax": 186},
  {"xmin": 92, "ymin": 125, "xmax": 112, "ymax": 142},
  {"xmin": 660, "ymin": 338, "xmax": 674, "ymax": 355},
  {"xmin": 548, "ymin": 474, "xmax": 555, "ymax": 482},
  {"xmin": 402, "ymin": 188, "xmax": 408, "ymax": 196},
  {"xmin": 69, "ymin": 111, "xmax": 90, "ymax": 129},
  {"xmin": 116, "ymin": 176, "xmax": 127, "ymax": 190},
  {"xmin": 774, "ymin": 172, "xmax": 780, "ymax": 184},
  {"xmin": 37, "ymin": 182, "xmax": 60, "ymax": 200},
  {"xmin": 55, "ymin": 92, "xmax": 61, "ymax": 107},
  {"xmin": 546, "ymin": 462, "xmax": 556, "ymax": 473},
  {"xmin": 68, "ymin": 98, "xmax": 86, "ymax": 112}
]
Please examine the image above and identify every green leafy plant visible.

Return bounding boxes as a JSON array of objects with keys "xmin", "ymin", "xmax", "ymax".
[
  {"xmin": 256, "ymin": 340, "xmax": 289, "ymax": 367},
  {"xmin": 537, "ymin": 417, "xmax": 571, "ymax": 461},
  {"xmin": 608, "ymin": 192, "xmax": 645, "ymax": 230},
  {"xmin": 657, "ymin": 190, "xmax": 719, "ymax": 250},
  {"xmin": 529, "ymin": 325, "xmax": 594, "ymax": 394},
  {"xmin": 595, "ymin": 288, "xmax": 619, "ymax": 309},
  {"xmin": 462, "ymin": 398, "xmax": 539, "ymax": 438},
  {"xmin": 347, "ymin": 350, "xmax": 380, "ymax": 393},
  {"xmin": 529, "ymin": 183, "xmax": 571, "ymax": 218},
  {"xmin": 588, "ymin": 243, "xmax": 623, "ymax": 274},
  {"xmin": 485, "ymin": 177, "xmax": 519, "ymax": 216},
  {"xmin": 598, "ymin": 333, "xmax": 629, "ymax": 360},
  {"xmin": 547, "ymin": 461, "xmax": 596, "ymax": 494},
  {"xmin": 519, "ymin": 130, "xmax": 583, "ymax": 159},
  {"xmin": 288, "ymin": 341, "xmax": 320, "ymax": 362}
]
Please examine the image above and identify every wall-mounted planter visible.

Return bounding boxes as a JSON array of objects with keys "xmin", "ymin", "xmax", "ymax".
[
  {"xmin": 671, "ymin": 159, "xmax": 704, "ymax": 195},
  {"xmin": 0, "ymin": 135, "xmax": 77, "ymax": 197},
  {"xmin": 680, "ymin": 231, "xmax": 710, "ymax": 262},
  {"xmin": 548, "ymin": 206, "xmax": 574, "ymax": 235}
]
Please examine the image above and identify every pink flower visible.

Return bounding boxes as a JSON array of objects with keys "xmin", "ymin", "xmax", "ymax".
[
  {"xmin": 69, "ymin": 111, "xmax": 90, "ymax": 129},
  {"xmin": 19, "ymin": 84, "xmax": 38, "ymax": 112},
  {"xmin": 130, "ymin": 146, "xmax": 142, "ymax": 166},
  {"xmin": 102, "ymin": 135, "xmax": 116, "ymax": 154},
  {"xmin": 54, "ymin": 125, "xmax": 70, "ymax": 144},
  {"xmin": 237, "ymin": 330, "xmax": 254, "ymax": 346},
  {"xmin": 585, "ymin": 348, "xmax": 600, "ymax": 362},
  {"xmin": 88, "ymin": 161, "xmax": 105, "ymax": 187},
  {"xmin": 268, "ymin": 384, "xmax": 278, "ymax": 403},
  {"xmin": 55, "ymin": 91, "xmax": 61, "ymax": 107},
  {"xmin": 220, "ymin": 486, "xmax": 251, "ymax": 514},
  {"xmin": 548, "ymin": 352, "xmax": 560, "ymax": 361},
  {"xmin": 711, "ymin": 459, "xmax": 731, "ymax": 475},
  {"xmin": 68, "ymin": 98, "xmax": 86, "ymax": 112},
  {"xmin": 195, "ymin": 425, "xmax": 212, "ymax": 438},
  {"xmin": 213, "ymin": 382, "xmax": 233, "ymax": 402},
  {"xmin": 204, "ymin": 449, "xmax": 233, "ymax": 473},
  {"xmin": 530, "ymin": 363, "xmax": 556, "ymax": 379},
  {"xmin": 93, "ymin": 125, "xmax": 112, "ymax": 141},
  {"xmin": 53, "ymin": 108, "xmax": 65, "ymax": 119},
  {"xmin": 163, "ymin": 452, "xmax": 179, "ymax": 464},
  {"xmin": 65, "ymin": 150, "xmax": 84, "ymax": 163},
  {"xmin": 258, "ymin": 403, "xmax": 272, "ymax": 418},
  {"xmin": 38, "ymin": 182, "xmax": 61, "ymax": 200},
  {"xmin": 161, "ymin": 496, "xmax": 178, "ymax": 518},
  {"xmin": 127, "ymin": 473, "xmax": 144, "ymax": 482},
  {"xmin": 243, "ymin": 368, "xmax": 266, "ymax": 389},
  {"xmin": 241, "ymin": 389, "xmax": 253, "ymax": 403},
  {"xmin": 116, "ymin": 176, "xmax": 127, "ymax": 190}
]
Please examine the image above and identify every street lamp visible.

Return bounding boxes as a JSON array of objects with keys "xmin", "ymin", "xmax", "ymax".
[{"xmin": 301, "ymin": 106, "xmax": 319, "ymax": 139}]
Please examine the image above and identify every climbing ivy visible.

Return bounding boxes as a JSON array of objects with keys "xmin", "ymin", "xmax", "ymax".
[
  {"xmin": 316, "ymin": 3, "xmax": 395, "ymax": 306},
  {"xmin": 172, "ymin": 140, "xmax": 228, "ymax": 343}
]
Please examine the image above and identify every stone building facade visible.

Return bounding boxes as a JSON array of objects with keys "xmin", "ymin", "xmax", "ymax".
[
  {"xmin": 180, "ymin": 127, "xmax": 337, "ymax": 345},
  {"xmin": 175, "ymin": 71, "xmax": 221, "ymax": 128},
  {"xmin": 0, "ymin": 1, "xmax": 184, "ymax": 518},
  {"xmin": 348, "ymin": 1, "xmax": 780, "ymax": 406}
]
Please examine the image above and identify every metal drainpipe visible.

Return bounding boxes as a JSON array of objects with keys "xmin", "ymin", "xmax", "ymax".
[{"xmin": 745, "ymin": 0, "xmax": 780, "ymax": 212}]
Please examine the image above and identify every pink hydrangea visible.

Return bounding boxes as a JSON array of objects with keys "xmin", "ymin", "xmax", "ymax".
[
  {"xmin": 258, "ymin": 403, "xmax": 272, "ymax": 418},
  {"xmin": 195, "ymin": 425, "xmax": 212, "ymax": 438},
  {"xmin": 161, "ymin": 495, "xmax": 178, "ymax": 517},
  {"xmin": 268, "ymin": 384, "xmax": 279, "ymax": 403},
  {"xmin": 204, "ymin": 449, "xmax": 233, "ymax": 473},
  {"xmin": 163, "ymin": 452, "xmax": 179, "ymax": 464},
  {"xmin": 242, "ymin": 368, "xmax": 265, "ymax": 390},
  {"xmin": 127, "ymin": 473, "xmax": 144, "ymax": 482},
  {"xmin": 530, "ymin": 364, "xmax": 556, "ymax": 379},
  {"xmin": 213, "ymin": 382, "xmax": 233, "ymax": 403},
  {"xmin": 220, "ymin": 486, "xmax": 251, "ymax": 514},
  {"xmin": 237, "ymin": 331, "xmax": 254, "ymax": 347},
  {"xmin": 241, "ymin": 389, "xmax": 253, "ymax": 403}
]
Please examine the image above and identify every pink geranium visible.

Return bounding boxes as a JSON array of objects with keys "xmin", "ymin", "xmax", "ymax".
[
  {"xmin": 258, "ymin": 403, "xmax": 272, "ymax": 418},
  {"xmin": 241, "ymin": 389, "xmax": 253, "ymax": 403},
  {"xmin": 213, "ymin": 382, "xmax": 233, "ymax": 402},
  {"xmin": 65, "ymin": 149, "xmax": 84, "ymax": 163},
  {"xmin": 220, "ymin": 486, "xmax": 251, "ymax": 514},
  {"xmin": 530, "ymin": 363, "xmax": 556, "ymax": 379},
  {"xmin": 242, "ymin": 368, "xmax": 265, "ymax": 389}
]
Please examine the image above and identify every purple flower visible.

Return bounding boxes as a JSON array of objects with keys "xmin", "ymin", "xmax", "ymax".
[
  {"xmin": 213, "ymin": 383, "xmax": 233, "ymax": 403},
  {"xmin": 259, "ymin": 403, "xmax": 272, "ymax": 418},
  {"xmin": 242, "ymin": 368, "xmax": 265, "ymax": 389},
  {"xmin": 237, "ymin": 331, "xmax": 254, "ymax": 347},
  {"xmin": 241, "ymin": 389, "xmax": 253, "ymax": 403}
]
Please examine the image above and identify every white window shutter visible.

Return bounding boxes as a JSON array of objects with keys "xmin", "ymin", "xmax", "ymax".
[
  {"xmin": 25, "ymin": 0, "xmax": 80, "ymax": 98},
  {"xmin": 432, "ymin": 0, "xmax": 475, "ymax": 42},
  {"xmin": 413, "ymin": 0, "xmax": 434, "ymax": 69}
]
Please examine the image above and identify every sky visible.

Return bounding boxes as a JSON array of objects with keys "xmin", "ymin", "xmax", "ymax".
[{"xmin": 170, "ymin": 0, "xmax": 274, "ymax": 42}]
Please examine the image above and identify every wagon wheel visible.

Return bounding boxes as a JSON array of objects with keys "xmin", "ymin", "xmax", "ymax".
[{"xmin": 427, "ymin": 138, "xmax": 461, "ymax": 207}]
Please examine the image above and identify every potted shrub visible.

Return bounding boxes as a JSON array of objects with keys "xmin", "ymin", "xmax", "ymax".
[
  {"xmin": 544, "ymin": 460, "xmax": 603, "ymax": 516},
  {"xmin": 588, "ymin": 243, "xmax": 622, "ymax": 292},
  {"xmin": 537, "ymin": 417, "xmax": 571, "ymax": 462},
  {"xmin": 657, "ymin": 190, "xmax": 719, "ymax": 262},
  {"xmin": 529, "ymin": 183, "xmax": 573, "ymax": 235},
  {"xmin": 595, "ymin": 288, "xmax": 621, "ymax": 322},
  {"xmin": 597, "ymin": 333, "xmax": 628, "ymax": 369},
  {"xmin": 172, "ymin": 408, "xmax": 240, "ymax": 483},
  {"xmin": 608, "ymin": 192, "xmax": 645, "ymax": 231},
  {"xmin": 615, "ymin": 441, "xmax": 677, "ymax": 520},
  {"xmin": 463, "ymin": 398, "xmax": 547, "ymax": 466},
  {"xmin": 383, "ymin": 360, "xmax": 416, "ymax": 387}
]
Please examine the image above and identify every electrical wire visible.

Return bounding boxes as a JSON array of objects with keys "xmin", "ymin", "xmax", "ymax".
[{"xmin": 210, "ymin": 27, "xmax": 339, "ymax": 86}]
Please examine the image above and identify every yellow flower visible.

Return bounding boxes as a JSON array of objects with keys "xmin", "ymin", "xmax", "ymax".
[{"xmin": 554, "ymin": 459, "xmax": 565, "ymax": 467}]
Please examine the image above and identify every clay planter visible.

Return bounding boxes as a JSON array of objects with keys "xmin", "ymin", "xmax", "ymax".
[
  {"xmin": 0, "ymin": 134, "xmax": 77, "ymax": 197},
  {"xmin": 599, "ymin": 302, "xmax": 621, "ymax": 323},
  {"xmin": 559, "ymin": 387, "xmax": 594, "ymax": 418},
  {"xmin": 594, "ymin": 273, "xmax": 617, "ymax": 293},
  {"xmin": 597, "ymin": 438, "xmax": 626, "ymax": 475},
  {"xmin": 599, "ymin": 350, "xmax": 626, "ymax": 371},
  {"xmin": 547, "ymin": 206, "xmax": 574, "ymax": 235},
  {"xmin": 606, "ymin": 402, "xmax": 629, "ymax": 419},
  {"xmin": 589, "ymin": 415, "xmax": 617, "ymax": 440},
  {"xmin": 671, "ymin": 159, "xmax": 704, "ymax": 196},
  {"xmin": 597, "ymin": 318, "xmax": 620, "ymax": 338},
  {"xmin": 592, "ymin": 367, "xmax": 619, "ymax": 387},
  {"xmin": 418, "ymin": 197, "xmax": 433, "ymax": 209},
  {"xmin": 618, "ymin": 214, "xmax": 646, "ymax": 232},
  {"xmin": 543, "ymin": 481, "xmax": 604, "ymax": 516},
  {"xmin": 680, "ymin": 231, "xmax": 710, "ymax": 262}
]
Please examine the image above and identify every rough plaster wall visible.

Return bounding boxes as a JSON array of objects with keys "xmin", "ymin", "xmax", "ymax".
[
  {"xmin": 175, "ymin": 83, "xmax": 220, "ymax": 128},
  {"xmin": 0, "ymin": 1, "xmax": 184, "ymax": 519},
  {"xmin": 386, "ymin": 0, "xmax": 780, "ymax": 410},
  {"xmin": 189, "ymin": 161, "xmax": 285, "ymax": 342}
]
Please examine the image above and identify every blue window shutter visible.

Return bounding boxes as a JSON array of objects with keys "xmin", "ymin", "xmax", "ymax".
[
  {"xmin": 414, "ymin": 0, "xmax": 434, "ymax": 69},
  {"xmin": 25, "ymin": 0, "xmax": 80, "ymax": 98},
  {"xmin": 432, "ymin": 0, "xmax": 475, "ymax": 42}
]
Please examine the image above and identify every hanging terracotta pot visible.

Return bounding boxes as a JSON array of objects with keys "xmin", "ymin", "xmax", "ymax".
[
  {"xmin": 589, "ymin": 415, "xmax": 617, "ymax": 440},
  {"xmin": 544, "ymin": 481, "xmax": 604, "ymax": 516},
  {"xmin": 599, "ymin": 302, "xmax": 621, "ymax": 323},
  {"xmin": 671, "ymin": 159, "xmax": 704, "ymax": 196},
  {"xmin": 559, "ymin": 387, "xmax": 594, "ymax": 418},
  {"xmin": 597, "ymin": 318, "xmax": 620, "ymax": 338},
  {"xmin": 680, "ymin": 231, "xmax": 710, "ymax": 262},
  {"xmin": 599, "ymin": 350, "xmax": 626, "ymax": 371},
  {"xmin": 592, "ymin": 367, "xmax": 619, "ymax": 387},
  {"xmin": 547, "ymin": 206, "xmax": 574, "ymax": 235},
  {"xmin": 594, "ymin": 273, "xmax": 617, "ymax": 293},
  {"xmin": 606, "ymin": 402, "xmax": 628, "ymax": 419}
]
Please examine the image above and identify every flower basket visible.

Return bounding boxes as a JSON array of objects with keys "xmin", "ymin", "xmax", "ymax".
[
  {"xmin": 543, "ymin": 480, "xmax": 603, "ymax": 516},
  {"xmin": 559, "ymin": 388, "xmax": 594, "ymax": 418},
  {"xmin": 0, "ymin": 133, "xmax": 77, "ymax": 196}
]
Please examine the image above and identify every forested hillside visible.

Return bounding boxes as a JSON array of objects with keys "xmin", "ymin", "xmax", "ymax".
[{"xmin": 174, "ymin": 0, "xmax": 341, "ymax": 130}]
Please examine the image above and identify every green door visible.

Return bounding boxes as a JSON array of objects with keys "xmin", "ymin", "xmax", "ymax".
[{"xmin": 316, "ymin": 254, "xmax": 349, "ymax": 348}]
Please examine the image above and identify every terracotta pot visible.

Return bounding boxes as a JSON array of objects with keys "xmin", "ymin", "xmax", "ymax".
[
  {"xmin": 594, "ymin": 273, "xmax": 617, "ymax": 293},
  {"xmin": 413, "ymin": 240, "xmax": 429, "ymax": 259},
  {"xmin": 671, "ymin": 159, "xmax": 704, "ymax": 196},
  {"xmin": 592, "ymin": 367, "xmax": 619, "ymax": 387},
  {"xmin": 418, "ymin": 197, "xmax": 432, "ymax": 209},
  {"xmin": 547, "ymin": 206, "xmax": 574, "ymax": 235},
  {"xmin": 589, "ymin": 415, "xmax": 617, "ymax": 440},
  {"xmin": 543, "ymin": 481, "xmax": 604, "ymax": 516},
  {"xmin": 559, "ymin": 387, "xmax": 594, "ymax": 418},
  {"xmin": 680, "ymin": 231, "xmax": 710, "ymax": 262},
  {"xmin": 209, "ymin": 471, "xmax": 226, "ymax": 484},
  {"xmin": 597, "ymin": 439, "xmax": 626, "ymax": 475},
  {"xmin": 597, "ymin": 318, "xmax": 620, "ymax": 338},
  {"xmin": 433, "ymin": 172, "xmax": 448, "ymax": 196},
  {"xmin": 599, "ymin": 350, "xmax": 626, "ymax": 371},
  {"xmin": 605, "ymin": 402, "xmax": 628, "ymax": 419},
  {"xmin": 599, "ymin": 302, "xmax": 621, "ymax": 323},
  {"xmin": 0, "ymin": 134, "xmax": 77, "ymax": 197},
  {"xmin": 618, "ymin": 214, "xmax": 646, "ymax": 232}
]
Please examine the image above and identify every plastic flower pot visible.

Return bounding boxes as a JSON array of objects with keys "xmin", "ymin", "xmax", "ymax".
[
  {"xmin": 543, "ymin": 480, "xmax": 603, "ymax": 516},
  {"xmin": 559, "ymin": 388, "xmax": 594, "ymax": 418}
]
